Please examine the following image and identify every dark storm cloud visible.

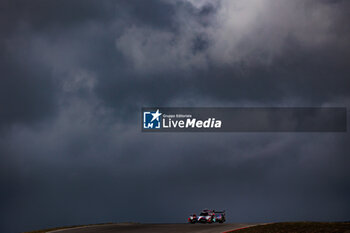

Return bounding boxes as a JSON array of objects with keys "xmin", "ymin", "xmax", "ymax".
[
  {"xmin": 0, "ymin": 0, "xmax": 182, "ymax": 128},
  {"xmin": 97, "ymin": 0, "xmax": 350, "ymax": 111},
  {"xmin": 0, "ymin": 0, "xmax": 114, "ymax": 129},
  {"xmin": 0, "ymin": 1, "xmax": 350, "ymax": 233},
  {"xmin": 0, "ymin": 41, "xmax": 57, "ymax": 130},
  {"xmin": 0, "ymin": 0, "xmax": 175, "ymax": 32}
]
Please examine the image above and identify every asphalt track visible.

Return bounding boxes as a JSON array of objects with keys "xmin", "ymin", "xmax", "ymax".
[{"xmin": 49, "ymin": 223, "xmax": 254, "ymax": 233}]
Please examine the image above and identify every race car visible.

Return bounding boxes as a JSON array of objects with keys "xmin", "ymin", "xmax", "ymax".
[
  {"xmin": 197, "ymin": 209, "xmax": 216, "ymax": 223},
  {"xmin": 188, "ymin": 209, "xmax": 226, "ymax": 224},
  {"xmin": 213, "ymin": 210, "xmax": 226, "ymax": 223}
]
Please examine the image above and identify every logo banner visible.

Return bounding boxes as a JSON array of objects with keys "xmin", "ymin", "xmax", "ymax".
[{"xmin": 142, "ymin": 107, "xmax": 346, "ymax": 132}]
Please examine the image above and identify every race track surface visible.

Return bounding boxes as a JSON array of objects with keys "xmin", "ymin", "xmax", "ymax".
[{"xmin": 49, "ymin": 223, "xmax": 253, "ymax": 233}]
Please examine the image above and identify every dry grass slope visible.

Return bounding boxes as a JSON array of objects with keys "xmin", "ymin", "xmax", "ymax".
[{"xmin": 232, "ymin": 222, "xmax": 350, "ymax": 233}]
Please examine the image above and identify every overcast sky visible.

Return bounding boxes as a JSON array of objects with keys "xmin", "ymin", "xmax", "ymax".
[{"xmin": 1, "ymin": 0, "xmax": 350, "ymax": 232}]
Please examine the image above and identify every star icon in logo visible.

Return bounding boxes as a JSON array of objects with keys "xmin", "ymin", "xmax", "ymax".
[{"xmin": 151, "ymin": 109, "xmax": 162, "ymax": 122}]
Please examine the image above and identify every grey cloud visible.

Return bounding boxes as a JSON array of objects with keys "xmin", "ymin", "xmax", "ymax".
[{"xmin": 0, "ymin": 0, "xmax": 350, "ymax": 233}]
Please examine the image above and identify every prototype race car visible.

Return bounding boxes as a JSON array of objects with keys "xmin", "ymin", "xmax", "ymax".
[
  {"xmin": 197, "ymin": 209, "xmax": 215, "ymax": 223},
  {"xmin": 188, "ymin": 209, "xmax": 226, "ymax": 224},
  {"xmin": 214, "ymin": 210, "xmax": 226, "ymax": 223}
]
